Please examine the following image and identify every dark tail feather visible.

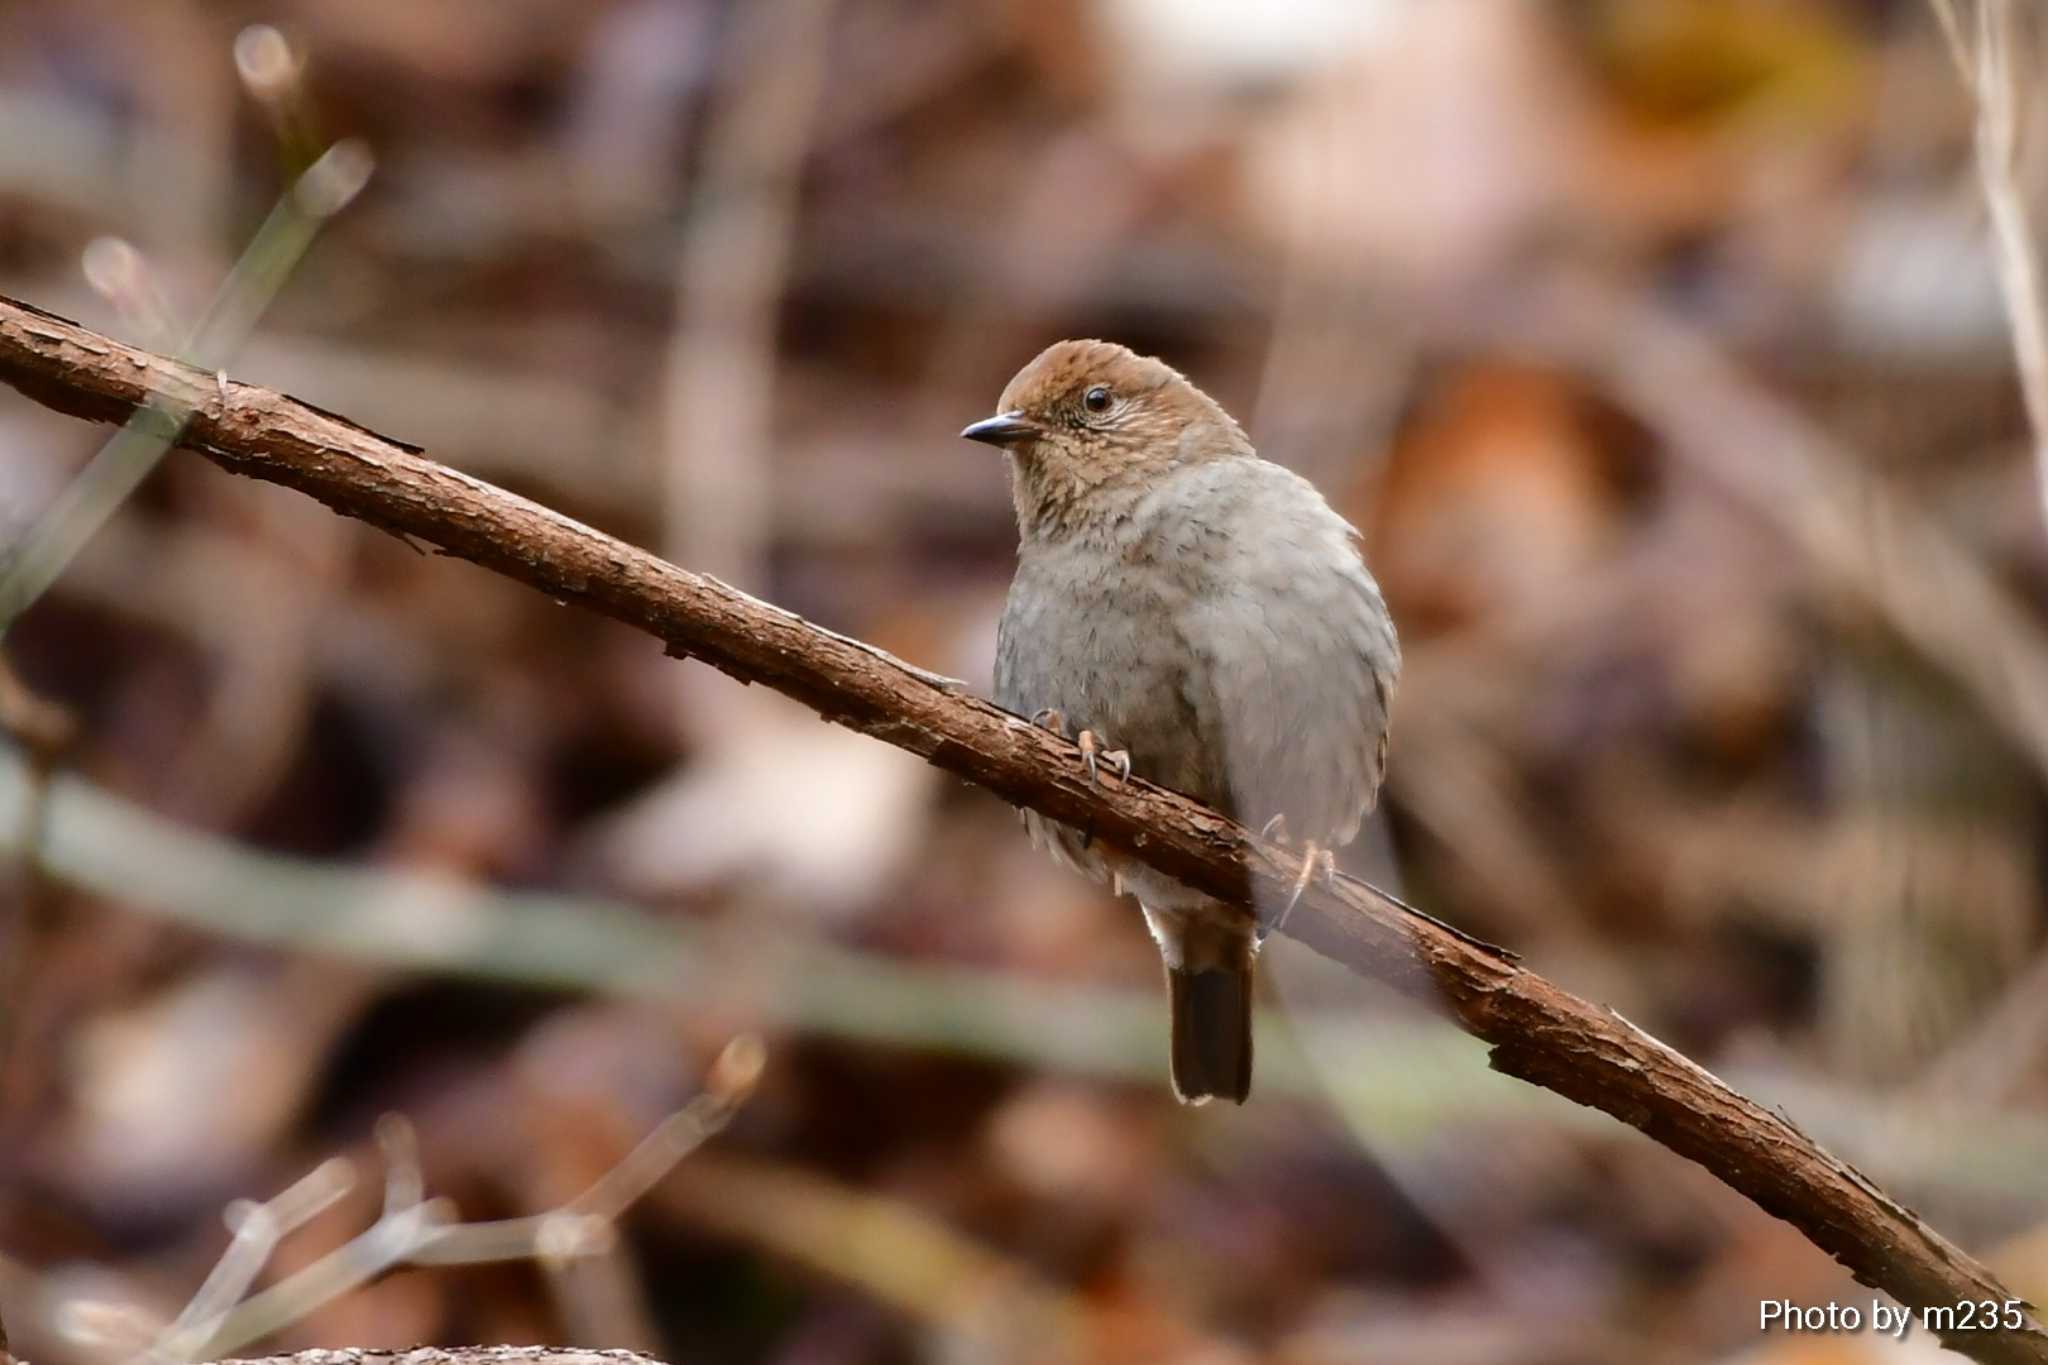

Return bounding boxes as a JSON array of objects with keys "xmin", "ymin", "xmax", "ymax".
[{"xmin": 1168, "ymin": 963, "xmax": 1253, "ymax": 1105}]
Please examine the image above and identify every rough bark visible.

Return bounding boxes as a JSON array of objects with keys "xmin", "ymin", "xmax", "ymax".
[{"xmin": 220, "ymin": 1351, "xmax": 663, "ymax": 1365}]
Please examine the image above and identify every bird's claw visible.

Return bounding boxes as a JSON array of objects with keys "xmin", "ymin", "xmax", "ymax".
[
  {"xmin": 1260, "ymin": 813, "xmax": 1290, "ymax": 843},
  {"xmin": 1033, "ymin": 710, "xmax": 1129, "ymax": 786},
  {"xmin": 1075, "ymin": 729, "xmax": 1130, "ymax": 787},
  {"xmin": 1274, "ymin": 841, "xmax": 1335, "ymax": 936}
]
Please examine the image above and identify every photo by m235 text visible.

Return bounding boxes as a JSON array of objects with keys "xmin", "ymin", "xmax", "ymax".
[{"xmin": 1760, "ymin": 1298, "xmax": 2030, "ymax": 1340}]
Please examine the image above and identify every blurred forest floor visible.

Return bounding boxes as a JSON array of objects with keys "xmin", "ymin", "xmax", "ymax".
[{"xmin": 4, "ymin": 1, "xmax": 2048, "ymax": 1362}]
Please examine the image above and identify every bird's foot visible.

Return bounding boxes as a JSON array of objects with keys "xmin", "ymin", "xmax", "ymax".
[
  {"xmin": 1274, "ymin": 841, "xmax": 1335, "ymax": 936},
  {"xmin": 1030, "ymin": 709, "xmax": 1129, "ymax": 785},
  {"xmin": 1259, "ymin": 813, "xmax": 1290, "ymax": 843},
  {"xmin": 1075, "ymin": 729, "xmax": 1131, "ymax": 787}
]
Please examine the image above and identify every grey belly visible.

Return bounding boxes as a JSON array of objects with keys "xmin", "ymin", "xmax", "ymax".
[{"xmin": 996, "ymin": 568, "xmax": 1229, "ymax": 890}]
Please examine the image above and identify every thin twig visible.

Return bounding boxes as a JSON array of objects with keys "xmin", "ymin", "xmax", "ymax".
[
  {"xmin": 1930, "ymin": 0, "xmax": 1978, "ymax": 90},
  {"xmin": 0, "ymin": 140, "xmax": 371, "ymax": 633},
  {"xmin": 125, "ymin": 1037, "xmax": 764, "ymax": 1364},
  {"xmin": 1447, "ymin": 268, "xmax": 2048, "ymax": 784},
  {"xmin": 0, "ymin": 659, "xmax": 76, "ymax": 1131},
  {"xmin": 1933, "ymin": 0, "xmax": 2048, "ymax": 537}
]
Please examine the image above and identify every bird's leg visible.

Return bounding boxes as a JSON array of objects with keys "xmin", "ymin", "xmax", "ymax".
[
  {"xmin": 1074, "ymin": 729, "xmax": 1131, "ymax": 787},
  {"xmin": 1031, "ymin": 707, "xmax": 1069, "ymax": 738},
  {"xmin": 1274, "ymin": 841, "xmax": 1335, "ymax": 936}
]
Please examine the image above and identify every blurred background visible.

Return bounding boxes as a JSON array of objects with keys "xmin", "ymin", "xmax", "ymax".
[{"xmin": 2, "ymin": 0, "xmax": 2047, "ymax": 1361}]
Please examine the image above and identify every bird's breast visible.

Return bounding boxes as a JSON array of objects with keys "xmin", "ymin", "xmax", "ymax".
[{"xmin": 996, "ymin": 547, "xmax": 1218, "ymax": 798}]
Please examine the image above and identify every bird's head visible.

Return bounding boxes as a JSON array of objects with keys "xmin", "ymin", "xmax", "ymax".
[{"xmin": 962, "ymin": 339, "xmax": 1250, "ymax": 539}]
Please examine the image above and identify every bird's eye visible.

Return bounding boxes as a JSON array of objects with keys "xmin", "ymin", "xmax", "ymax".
[{"xmin": 1082, "ymin": 385, "xmax": 1112, "ymax": 413}]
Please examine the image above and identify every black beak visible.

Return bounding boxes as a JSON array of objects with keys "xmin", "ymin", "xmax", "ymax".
[{"xmin": 960, "ymin": 411, "xmax": 1037, "ymax": 448}]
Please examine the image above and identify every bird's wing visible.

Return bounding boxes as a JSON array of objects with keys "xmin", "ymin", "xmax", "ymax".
[{"xmin": 1168, "ymin": 461, "xmax": 1400, "ymax": 847}]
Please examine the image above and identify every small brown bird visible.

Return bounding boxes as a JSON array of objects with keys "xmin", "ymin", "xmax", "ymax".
[{"xmin": 964, "ymin": 340, "xmax": 1400, "ymax": 1104}]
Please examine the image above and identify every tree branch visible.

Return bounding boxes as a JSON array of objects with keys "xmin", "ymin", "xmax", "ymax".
[
  {"xmin": 0, "ymin": 293, "xmax": 2040, "ymax": 1363},
  {"xmin": 218, "ymin": 1351, "xmax": 666, "ymax": 1365}
]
